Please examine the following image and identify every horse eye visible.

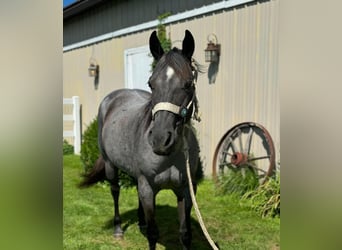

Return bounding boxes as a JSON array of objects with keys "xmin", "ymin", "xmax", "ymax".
[
  {"xmin": 183, "ymin": 81, "xmax": 192, "ymax": 90},
  {"xmin": 148, "ymin": 82, "xmax": 154, "ymax": 90}
]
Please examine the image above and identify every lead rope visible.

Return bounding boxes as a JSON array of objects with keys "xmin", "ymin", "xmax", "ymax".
[
  {"xmin": 191, "ymin": 59, "xmax": 201, "ymax": 123},
  {"xmin": 184, "ymin": 138, "xmax": 219, "ymax": 250}
]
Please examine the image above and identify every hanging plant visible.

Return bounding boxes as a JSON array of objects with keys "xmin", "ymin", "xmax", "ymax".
[{"xmin": 151, "ymin": 12, "xmax": 172, "ymax": 70}]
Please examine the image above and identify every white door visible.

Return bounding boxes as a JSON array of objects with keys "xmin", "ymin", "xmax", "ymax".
[{"xmin": 124, "ymin": 46, "xmax": 153, "ymax": 92}]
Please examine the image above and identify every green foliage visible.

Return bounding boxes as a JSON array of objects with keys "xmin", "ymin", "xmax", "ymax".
[
  {"xmin": 151, "ymin": 12, "xmax": 172, "ymax": 70},
  {"xmin": 216, "ymin": 167, "xmax": 260, "ymax": 196},
  {"xmin": 157, "ymin": 12, "xmax": 172, "ymax": 51},
  {"xmin": 216, "ymin": 165, "xmax": 280, "ymax": 218},
  {"xmin": 80, "ymin": 117, "xmax": 136, "ymax": 188},
  {"xmin": 242, "ymin": 173, "xmax": 280, "ymax": 218},
  {"xmin": 118, "ymin": 169, "xmax": 137, "ymax": 189},
  {"xmin": 63, "ymin": 139, "xmax": 74, "ymax": 155},
  {"xmin": 80, "ymin": 117, "xmax": 99, "ymax": 172}
]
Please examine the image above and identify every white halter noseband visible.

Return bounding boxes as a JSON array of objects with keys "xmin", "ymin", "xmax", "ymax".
[{"xmin": 151, "ymin": 94, "xmax": 195, "ymax": 119}]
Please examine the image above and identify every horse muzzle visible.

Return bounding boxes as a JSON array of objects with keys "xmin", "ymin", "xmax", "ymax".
[
  {"xmin": 149, "ymin": 95, "xmax": 195, "ymax": 155},
  {"xmin": 148, "ymin": 126, "xmax": 175, "ymax": 155}
]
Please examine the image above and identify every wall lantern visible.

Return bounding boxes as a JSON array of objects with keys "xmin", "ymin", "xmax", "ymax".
[
  {"xmin": 88, "ymin": 58, "xmax": 99, "ymax": 77},
  {"xmin": 204, "ymin": 33, "xmax": 221, "ymax": 63},
  {"xmin": 88, "ymin": 54, "xmax": 100, "ymax": 89}
]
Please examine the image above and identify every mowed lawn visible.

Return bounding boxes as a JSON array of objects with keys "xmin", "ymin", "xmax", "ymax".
[{"xmin": 63, "ymin": 155, "xmax": 280, "ymax": 249}]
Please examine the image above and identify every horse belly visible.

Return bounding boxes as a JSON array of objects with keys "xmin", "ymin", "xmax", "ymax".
[{"xmin": 102, "ymin": 112, "xmax": 141, "ymax": 177}]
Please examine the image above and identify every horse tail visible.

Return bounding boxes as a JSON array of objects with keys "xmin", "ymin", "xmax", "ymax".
[{"xmin": 79, "ymin": 156, "xmax": 106, "ymax": 188}]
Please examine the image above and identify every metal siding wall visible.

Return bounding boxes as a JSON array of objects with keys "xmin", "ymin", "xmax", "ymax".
[
  {"xmin": 63, "ymin": 37, "xmax": 126, "ymax": 127},
  {"xmin": 167, "ymin": 0, "xmax": 279, "ymax": 175},
  {"xmin": 63, "ymin": 0, "xmax": 279, "ymax": 176},
  {"xmin": 63, "ymin": 30, "xmax": 156, "ymax": 129}
]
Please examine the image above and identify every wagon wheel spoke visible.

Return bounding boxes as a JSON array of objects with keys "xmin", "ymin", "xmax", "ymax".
[
  {"xmin": 219, "ymin": 162, "xmax": 227, "ymax": 167},
  {"xmin": 228, "ymin": 137, "xmax": 238, "ymax": 154},
  {"xmin": 245, "ymin": 162, "xmax": 268, "ymax": 174},
  {"xmin": 229, "ymin": 163, "xmax": 238, "ymax": 169},
  {"xmin": 237, "ymin": 128, "xmax": 243, "ymax": 153},
  {"xmin": 245, "ymin": 128, "xmax": 254, "ymax": 155},
  {"xmin": 219, "ymin": 162, "xmax": 236, "ymax": 168},
  {"xmin": 248, "ymin": 155, "xmax": 270, "ymax": 161},
  {"xmin": 222, "ymin": 151, "xmax": 233, "ymax": 157},
  {"xmin": 218, "ymin": 162, "xmax": 237, "ymax": 175}
]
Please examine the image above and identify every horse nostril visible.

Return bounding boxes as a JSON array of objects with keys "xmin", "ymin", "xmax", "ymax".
[
  {"xmin": 148, "ymin": 128, "xmax": 174, "ymax": 155},
  {"xmin": 164, "ymin": 132, "xmax": 173, "ymax": 147}
]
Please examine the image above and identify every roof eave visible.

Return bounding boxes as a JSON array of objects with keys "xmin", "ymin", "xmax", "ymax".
[{"xmin": 63, "ymin": 0, "xmax": 106, "ymax": 19}]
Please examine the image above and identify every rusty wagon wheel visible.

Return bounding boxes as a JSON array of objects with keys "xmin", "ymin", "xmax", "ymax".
[{"xmin": 212, "ymin": 122, "xmax": 276, "ymax": 184}]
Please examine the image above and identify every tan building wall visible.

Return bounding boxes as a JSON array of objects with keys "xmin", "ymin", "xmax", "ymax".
[{"xmin": 63, "ymin": 0, "xmax": 279, "ymax": 176}]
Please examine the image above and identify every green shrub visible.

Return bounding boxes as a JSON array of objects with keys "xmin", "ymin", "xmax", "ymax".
[
  {"xmin": 242, "ymin": 173, "xmax": 280, "ymax": 218},
  {"xmin": 63, "ymin": 139, "xmax": 74, "ymax": 155},
  {"xmin": 80, "ymin": 117, "xmax": 99, "ymax": 172},
  {"xmin": 216, "ymin": 167, "xmax": 260, "ymax": 196}
]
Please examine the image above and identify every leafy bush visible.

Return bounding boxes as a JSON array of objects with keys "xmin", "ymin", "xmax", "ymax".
[
  {"xmin": 80, "ymin": 117, "xmax": 99, "ymax": 172},
  {"xmin": 216, "ymin": 167, "xmax": 260, "ymax": 196},
  {"xmin": 242, "ymin": 173, "xmax": 280, "ymax": 218},
  {"xmin": 63, "ymin": 139, "xmax": 74, "ymax": 155}
]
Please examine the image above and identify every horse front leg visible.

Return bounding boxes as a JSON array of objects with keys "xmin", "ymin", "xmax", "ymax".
[
  {"xmin": 177, "ymin": 184, "xmax": 197, "ymax": 250},
  {"xmin": 138, "ymin": 175, "xmax": 158, "ymax": 250},
  {"xmin": 137, "ymin": 196, "xmax": 147, "ymax": 229},
  {"xmin": 107, "ymin": 164, "xmax": 124, "ymax": 237}
]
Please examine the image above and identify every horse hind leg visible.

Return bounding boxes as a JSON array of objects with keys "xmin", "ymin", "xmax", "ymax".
[{"xmin": 106, "ymin": 163, "xmax": 124, "ymax": 237}]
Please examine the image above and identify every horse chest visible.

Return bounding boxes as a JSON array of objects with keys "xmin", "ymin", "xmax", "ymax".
[{"xmin": 153, "ymin": 165, "xmax": 185, "ymax": 189}]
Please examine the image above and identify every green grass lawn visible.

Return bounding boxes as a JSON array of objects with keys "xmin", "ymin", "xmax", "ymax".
[{"xmin": 63, "ymin": 155, "xmax": 279, "ymax": 249}]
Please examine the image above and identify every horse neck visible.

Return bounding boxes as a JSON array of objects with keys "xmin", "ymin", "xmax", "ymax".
[{"xmin": 141, "ymin": 100, "xmax": 154, "ymax": 131}]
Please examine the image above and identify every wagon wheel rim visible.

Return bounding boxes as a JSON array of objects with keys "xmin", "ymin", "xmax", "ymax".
[{"xmin": 213, "ymin": 122, "xmax": 276, "ymax": 184}]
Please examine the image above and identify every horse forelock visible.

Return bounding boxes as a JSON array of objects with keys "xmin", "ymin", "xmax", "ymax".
[{"xmin": 152, "ymin": 48, "xmax": 194, "ymax": 82}]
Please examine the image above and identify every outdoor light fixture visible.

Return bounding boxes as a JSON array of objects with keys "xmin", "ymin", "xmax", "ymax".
[
  {"xmin": 204, "ymin": 33, "xmax": 221, "ymax": 63},
  {"xmin": 88, "ymin": 47, "xmax": 100, "ymax": 89},
  {"xmin": 88, "ymin": 61, "xmax": 99, "ymax": 77},
  {"xmin": 88, "ymin": 59, "xmax": 99, "ymax": 77}
]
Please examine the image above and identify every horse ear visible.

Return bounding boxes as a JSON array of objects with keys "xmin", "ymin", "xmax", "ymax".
[
  {"xmin": 182, "ymin": 30, "xmax": 195, "ymax": 61},
  {"xmin": 149, "ymin": 31, "xmax": 164, "ymax": 61}
]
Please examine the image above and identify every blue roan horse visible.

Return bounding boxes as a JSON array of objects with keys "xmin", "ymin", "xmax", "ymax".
[{"xmin": 80, "ymin": 30, "xmax": 201, "ymax": 250}]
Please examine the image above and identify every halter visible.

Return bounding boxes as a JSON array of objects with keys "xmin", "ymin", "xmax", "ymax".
[{"xmin": 151, "ymin": 92, "xmax": 195, "ymax": 119}]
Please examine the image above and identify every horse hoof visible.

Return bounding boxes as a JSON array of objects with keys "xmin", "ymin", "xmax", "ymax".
[
  {"xmin": 139, "ymin": 225, "xmax": 147, "ymax": 234},
  {"xmin": 113, "ymin": 226, "xmax": 124, "ymax": 238},
  {"xmin": 113, "ymin": 232, "xmax": 124, "ymax": 238},
  {"xmin": 138, "ymin": 221, "xmax": 147, "ymax": 230}
]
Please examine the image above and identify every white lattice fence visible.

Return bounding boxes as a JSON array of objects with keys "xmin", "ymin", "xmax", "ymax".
[{"xmin": 63, "ymin": 96, "xmax": 81, "ymax": 154}]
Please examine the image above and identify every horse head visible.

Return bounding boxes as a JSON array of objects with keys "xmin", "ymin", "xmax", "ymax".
[{"xmin": 148, "ymin": 30, "xmax": 196, "ymax": 155}]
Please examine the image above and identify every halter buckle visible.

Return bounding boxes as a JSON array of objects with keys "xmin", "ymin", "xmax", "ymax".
[{"xmin": 180, "ymin": 107, "xmax": 188, "ymax": 118}]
